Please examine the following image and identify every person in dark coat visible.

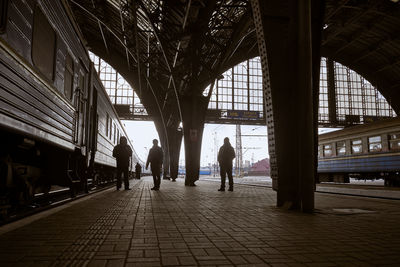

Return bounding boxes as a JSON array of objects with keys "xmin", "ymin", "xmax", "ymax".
[
  {"xmin": 146, "ymin": 139, "xmax": 163, "ymax": 190},
  {"xmin": 135, "ymin": 162, "xmax": 142, "ymax": 179},
  {"xmin": 112, "ymin": 136, "xmax": 132, "ymax": 190},
  {"xmin": 217, "ymin": 137, "xmax": 236, "ymax": 191}
]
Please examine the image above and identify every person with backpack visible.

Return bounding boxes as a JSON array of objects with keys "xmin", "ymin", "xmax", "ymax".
[
  {"xmin": 112, "ymin": 136, "xmax": 132, "ymax": 190},
  {"xmin": 217, "ymin": 137, "xmax": 236, "ymax": 191}
]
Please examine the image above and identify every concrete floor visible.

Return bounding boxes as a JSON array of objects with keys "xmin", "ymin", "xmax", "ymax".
[{"xmin": 0, "ymin": 176, "xmax": 399, "ymax": 266}]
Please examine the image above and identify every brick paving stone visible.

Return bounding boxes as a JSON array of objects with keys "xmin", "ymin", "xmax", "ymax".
[
  {"xmin": 160, "ymin": 248, "xmax": 192, "ymax": 257},
  {"xmin": 125, "ymin": 262, "xmax": 161, "ymax": 267},
  {"xmin": 30, "ymin": 260, "xmax": 54, "ymax": 267},
  {"xmin": 106, "ymin": 258, "xmax": 125, "ymax": 267},
  {"xmin": 87, "ymin": 259, "xmax": 107, "ymax": 267},
  {"xmin": 197, "ymin": 259, "xmax": 232, "ymax": 265},
  {"xmin": 93, "ymin": 252, "xmax": 126, "ymax": 260},
  {"xmin": 161, "ymin": 256, "xmax": 180, "ymax": 266},
  {"xmin": 287, "ymin": 263, "xmax": 308, "ymax": 267},
  {"xmin": 114, "ymin": 242, "xmax": 130, "ymax": 251},
  {"xmin": 98, "ymin": 244, "xmax": 114, "ymax": 252},
  {"xmin": 190, "ymin": 248, "xmax": 208, "ymax": 256},
  {"xmin": 242, "ymin": 254, "xmax": 264, "ymax": 264},
  {"xmin": 173, "ymin": 242, "xmax": 189, "ymax": 249},
  {"xmin": 0, "ymin": 177, "xmax": 399, "ymax": 266},
  {"xmin": 145, "ymin": 249, "xmax": 160, "ymax": 258},
  {"xmin": 126, "ymin": 257, "xmax": 160, "ymax": 263},
  {"xmin": 226, "ymin": 255, "xmax": 248, "ymax": 265},
  {"xmin": 178, "ymin": 256, "xmax": 197, "ymax": 265}
]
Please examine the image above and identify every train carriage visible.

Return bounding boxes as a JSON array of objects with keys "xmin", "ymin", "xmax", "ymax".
[
  {"xmin": 0, "ymin": 0, "xmax": 140, "ymax": 216},
  {"xmin": 318, "ymin": 117, "xmax": 400, "ymax": 186}
]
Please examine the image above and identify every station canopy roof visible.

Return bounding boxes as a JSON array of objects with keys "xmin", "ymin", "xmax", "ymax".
[{"xmin": 68, "ymin": 0, "xmax": 400, "ymax": 120}]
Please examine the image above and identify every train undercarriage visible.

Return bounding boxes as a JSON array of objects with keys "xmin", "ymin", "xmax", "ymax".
[
  {"xmin": 317, "ymin": 172, "xmax": 400, "ymax": 187},
  {"xmin": 0, "ymin": 130, "xmax": 116, "ymax": 222}
]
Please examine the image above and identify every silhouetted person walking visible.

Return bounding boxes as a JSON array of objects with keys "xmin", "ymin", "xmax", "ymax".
[
  {"xmin": 113, "ymin": 136, "xmax": 132, "ymax": 190},
  {"xmin": 218, "ymin": 137, "xmax": 235, "ymax": 191},
  {"xmin": 135, "ymin": 162, "xmax": 142, "ymax": 179},
  {"xmin": 146, "ymin": 139, "xmax": 163, "ymax": 190}
]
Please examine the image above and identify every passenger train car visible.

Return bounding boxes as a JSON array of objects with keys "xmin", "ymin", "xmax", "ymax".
[
  {"xmin": 0, "ymin": 0, "xmax": 141, "ymax": 214},
  {"xmin": 318, "ymin": 117, "xmax": 400, "ymax": 186}
]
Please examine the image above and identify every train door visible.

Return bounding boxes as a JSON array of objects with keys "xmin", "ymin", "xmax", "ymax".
[
  {"xmin": 87, "ymin": 86, "xmax": 98, "ymax": 188},
  {"xmin": 85, "ymin": 63, "xmax": 98, "ymax": 189},
  {"xmin": 89, "ymin": 88, "xmax": 98, "ymax": 154},
  {"xmin": 85, "ymin": 63, "xmax": 95, "ymax": 167},
  {"xmin": 75, "ymin": 67, "xmax": 87, "ymax": 147}
]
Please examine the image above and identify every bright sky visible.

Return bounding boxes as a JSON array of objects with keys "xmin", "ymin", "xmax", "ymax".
[
  {"xmin": 123, "ymin": 120, "xmax": 343, "ymax": 168},
  {"xmin": 122, "ymin": 120, "xmax": 270, "ymax": 167}
]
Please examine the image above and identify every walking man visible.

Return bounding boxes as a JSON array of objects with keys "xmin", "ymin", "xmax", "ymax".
[
  {"xmin": 113, "ymin": 136, "xmax": 132, "ymax": 190},
  {"xmin": 217, "ymin": 137, "xmax": 235, "ymax": 191},
  {"xmin": 146, "ymin": 139, "xmax": 163, "ymax": 190}
]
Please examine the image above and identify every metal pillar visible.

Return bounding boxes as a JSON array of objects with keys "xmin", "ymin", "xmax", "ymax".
[
  {"xmin": 327, "ymin": 58, "xmax": 337, "ymax": 124},
  {"xmin": 181, "ymin": 94, "xmax": 208, "ymax": 186},
  {"xmin": 168, "ymin": 126, "xmax": 183, "ymax": 181},
  {"xmin": 235, "ymin": 124, "xmax": 243, "ymax": 177},
  {"xmin": 251, "ymin": 0, "xmax": 324, "ymax": 211},
  {"xmin": 154, "ymin": 120, "xmax": 183, "ymax": 181}
]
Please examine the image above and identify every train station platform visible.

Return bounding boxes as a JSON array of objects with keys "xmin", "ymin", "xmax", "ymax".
[{"xmin": 0, "ymin": 177, "xmax": 399, "ymax": 266}]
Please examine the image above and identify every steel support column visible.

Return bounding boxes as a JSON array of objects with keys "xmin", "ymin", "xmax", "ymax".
[
  {"xmin": 160, "ymin": 135, "xmax": 170, "ymax": 180},
  {"xmin": 311, "ymin": 0, "xmax": 325, "ymax": 211},
  {"xmin": 181, "ymin": 94, "xmax": 208, "ymax": 186},
  {"xmin": 327, "ymin": 58, "xmax": 337, "ymax": 124},
  {"xmin": 251, "ymin": 0, "xmax": 324, "ymax": 211},
  {"xmin": 154, "ymin": 120, "xmax": 183, "ymax": 181},
  {"xmin": 167, "ymin": 126, "xmax": 183, "ymax": 181}
]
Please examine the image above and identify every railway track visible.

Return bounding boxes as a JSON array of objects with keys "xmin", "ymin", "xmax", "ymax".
[{"xmin": 200, "ymin": 177, "xmax": 400, "ymax": 200}]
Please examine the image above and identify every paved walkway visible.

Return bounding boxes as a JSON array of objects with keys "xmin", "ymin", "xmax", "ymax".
[{"xmin": 0, "ymin": 177, "xmax": 399, "ymax": 266}]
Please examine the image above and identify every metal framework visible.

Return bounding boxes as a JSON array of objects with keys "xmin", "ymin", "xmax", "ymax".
[
  {"xmin": 69, "ymin": 0, "xmax": 400, "ymax": 137},
  {"xmin": 90, "ymin": 52, "xmax": 148, "ymax": 120},
  {"xmin": 319, "ymin": 57, "xmax": 395, "ymax": 126},
  {"xmin": 91, "ymin": 52, "xmax": 395, "ymax": 127},
  {"xmin": 205, "ymin": 56, "xmax": 395, "ymax": 126},
  {"xmin": 205, "ymin": 57, "xmax": 265, "ymax": 124}
]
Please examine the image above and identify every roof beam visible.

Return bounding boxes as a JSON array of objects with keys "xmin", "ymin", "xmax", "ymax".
[
  {"xmin": 324, "ymin": 0, "xmax": 350, "ymax": 21},
  {"xmin": 375, "ymin": 56, "xmax": 400, "ymax": 74},
  {"xmin": 352, "ymin": 33, "xmax": 400, "ymax": 64},
  {"xmin": 332, "ymin": 15, "xmax": 382, "ymax": 57},
  {"xmin": 323, "ymin": 2, "xmax": 378, "ymax": 45}
]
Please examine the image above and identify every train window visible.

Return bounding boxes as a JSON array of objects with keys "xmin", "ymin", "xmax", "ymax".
[
  {"xmin": 323, "ymin": 144, "xmax": 332, "ymax": 157},
  {"xmin": 336, "ymin": 141, "xmax": 346, "ymax": 156},
  {"xmin": 79, "ymin": 72, "xmax": 85, "ymax": 91},
  {"xmin": 64, "ymin": 53, "xmax": 74, "ymax": 100},
  {"xmin": 0, "ymin": 0, "xmax": 8, "ymax": 33},
  {"xmin": 113, "ymin": 123, "xmax": 116, "ymax": 143},
  {"xmin": 32, "ymin": 5, "xmax": 56, "ymax": 81},
  {"xmin": 79, "ymin": 71, "xmax": 85, "ymax": 110},
  {"xmin": 109, "ymin": 120, "xmax": 112, "ymax": 139},
  {"xmin": 368, "ymin": 136, "xmax": 382, "ymax": 152},
  {"xmin": 389, "ymin": 133, "xmax": 400, "ymax": 150},
  {"xmin": 106, "ymin": 114, "xmax": 109, "ymax": 137},
  {"xmin": 351, "ymin": 139, "xmax": 362, "ymax": 154}
]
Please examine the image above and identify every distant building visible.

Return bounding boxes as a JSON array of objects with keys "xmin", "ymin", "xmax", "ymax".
[
  {"xmin": 244, "ymin": 160, "xmax": 251, "ymax": 168},
  {"xmin": 248, "ymin": 158, "xmax": 270, "ymax": 176}
]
